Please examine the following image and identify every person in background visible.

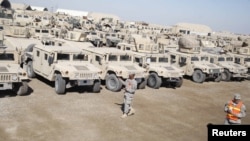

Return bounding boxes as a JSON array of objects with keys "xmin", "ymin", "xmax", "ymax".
[
  {"xmin": 119, "ymin": 72, "xmax": 137, "ymax": 119},
  {"xmin": 224, "ymin": 93, "xmax": 246, "ymax": 125}
]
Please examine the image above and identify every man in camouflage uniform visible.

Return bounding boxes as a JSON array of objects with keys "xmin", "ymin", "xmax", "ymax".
[{"xmin": 119, "ymin": 72, "xmax": 138, "ymax": 118}]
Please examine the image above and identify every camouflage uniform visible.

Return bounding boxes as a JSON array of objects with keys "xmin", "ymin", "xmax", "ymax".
[{"xmin": 120, "ymin": 76, "xmax": 137, "ymax": 118}]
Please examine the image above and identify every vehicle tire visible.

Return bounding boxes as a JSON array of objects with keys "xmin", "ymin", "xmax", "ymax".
[
  {"xmin": 175, "ymin": 77, "xmax": 183, "ymax": 88},
  {"xmin": 105, "ymin": 74, "xmax": 122, "ymax": 92},
  {"xmin": 15, "ymin": 81, "xmax": 28, "ymax": 96},
  {"xmin": 138, "ymin": 78, "xmax": 146, "ymax": 89},
  {"xmin": 147, "ymin": 73, "xmax": 162, "ymax": 89},
  {"xmin": 55, "ymin": 74, "xmax": 66, "ymax": 94},
  {"xmin": 92, "ymin": 80, "xmax": 101, "ymax": 93},
  {"xmin": 214, "ymin": 73, "xmax": 222, "ymax": 82},
  {"xmin": 27, "ymin": 61, "xmax": 36, "ymax": 78},
  {"xmin": 221, "ymin": 69, "xmax": 232, "ymax": 81},
  {"xmin": 192, "ymin": 70, "xmax": 205, "ymax": 83}
]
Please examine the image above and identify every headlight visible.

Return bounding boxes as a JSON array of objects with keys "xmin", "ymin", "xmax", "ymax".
[{"xmin": 12, "ymin": 74, "xmax": 18, "ymax": 81}]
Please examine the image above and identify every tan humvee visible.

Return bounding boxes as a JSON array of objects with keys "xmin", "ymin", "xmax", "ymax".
[
  {"xmin": 0, "ymin": 36, "xmax": 29, "ymax": 95},
  {"xmin": 81, "ymin": 47, "xmax": 147, "ymax": 92},
  {"xmin": 64, "ymin": 29, "xmax": 88, "ymax": 42},
  {"xmin": 133, "ymin": 52, "xmax": 184, "ymax": 88},
  {"xmin": 167, "ymin": 36, "xmax": 224, "ymax": 83},
  {"xmin": 22, "ymin": 44, "xmax": 102, "ymax": 94},
  {"xmin": 202, "ymin": 47, "xmax": 249, "ymax": 81},
  {"xmin": 117, "ymin": 42, "xmax": 184, "ymax": 88}
]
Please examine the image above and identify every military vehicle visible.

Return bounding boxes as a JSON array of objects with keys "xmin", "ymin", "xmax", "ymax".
[
  {"xmin": 117, "ymin": 42, "xmax": 184, "ymax": 88},
  {"xmin": 102, "ymin": 32, "xmax": 122, "ymax": 47},
  {"xmin": 81, "ymin": 47, "xmax": 147, "ymax": 92},
  {"xmin": 22, "ymin": 44, "xmax": 102, "ymax": 94},
  {"xmin": 168, "ymin": 37, "xmax": 223, "ymax": 83},
  {"xmin": 202, "ymin": 47, "xmax": 249, "ymax": 81},
  {"xmin": 64, "ymin": 29, "xmax": 87, "ymax": 42},
  {"xmin": 0, "ymin": 37, "xmax": 29, "ymax": 95},
  {"xmin": 133, "ymin": 52, "xmax": 184, "ymax": 88},
  {"xmin": 85, "ymin": 31, "xmax": 103, "ymax": 47}
]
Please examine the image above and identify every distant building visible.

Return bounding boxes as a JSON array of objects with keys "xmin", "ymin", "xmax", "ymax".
[
  {"xmin": 171, "ymin": 23, "xmax": 212, "ymax": 36},
  {"xmin": 11, "ymin": 3, "xmax": 31, "ymax": 10},
  {"xmin": 88, "ymin": 12, "xmax": 120, "ymax": 23},
  {"xmin": 56, "ymin": 8, "xmax": 88, "ymax": 18}
]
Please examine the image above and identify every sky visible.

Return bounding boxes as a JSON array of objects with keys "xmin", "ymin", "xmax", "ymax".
[{"xmin": 7, "ymin": 0, "xmax": 250, "ymax": 34}]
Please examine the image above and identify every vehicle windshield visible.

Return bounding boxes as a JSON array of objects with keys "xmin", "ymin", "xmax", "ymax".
[
  {"xmin": 149, "ymin": 57, "xmax": 157, "ymax": 63},
  {"xmin": 201, "ymin": 57, "xmax": 208, "ymax": 61},
  {"xmin": 226, "ymin": 57, "xmax": 233, "ymax": 62},
  {"xmin": 73, "ymin": 54, "xmax": 88, "ymax": 61},
  {"xmin": 191, "ymin": 57, "xmax": 199, "ymax": 61},
  {"xmin": 0, "ymin": 53, "xmax": 15, "ymax": 61},
  {"xmin": 159, "ymin": 57, "xmax": 168, "ymax": 63},
  {"xmin": 244, "ymin": 58, "xmax": 250, "ymax": 62},
  {"xmin": 120, "ymin": 55, "xmax": 132, "ymax": 61},
  {"xmin": 57, "ymin": 53, "xmax": 70, "ymax": 61},
  {"xmin": 108, "ymin": 55, "xmax": 118, "ymax": 61},
  {"xmin": 218, "ymin": 57, "xmax": 225, "ymax": 61}
]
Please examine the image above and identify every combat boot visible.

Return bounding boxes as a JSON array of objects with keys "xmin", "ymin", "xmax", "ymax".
[
  {"xmin": 120, "ymin": 113, "xmax": 128, "ymax": 118},
  {"xmin": 128, "ymin": 108, "xmax": 135, "ymax": 116}
]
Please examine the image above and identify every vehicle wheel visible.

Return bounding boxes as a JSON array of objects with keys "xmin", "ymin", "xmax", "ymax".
[
  {"xmin": 55, "ymin": 74, "xmax": 66, "ymax": 94},
  {"xmin": 192, "ymin": 70, "xmax": 205, "ymax": 83},
  {"xmin": 27, "ymin": 61, "xmax": 36, "ymax": 78},
  {"xmin": 138, "ymin": 78, "xmax": 146, "ymax": 89},
  {"xmin": 214, "ymin": 73, "xmax": 222, "ymax": 82},
  {"xmin": 175, "ymin": 77, "xmax": 183, "ymax": 87},
  {"xmin": 221, "ymin": 69, "xmax": 232, "ymax": 81},
  {"xmin": 105, "ymin": 74, "xmax": 122, "ymax": 92},
  {"xmin": 92, "ymin": 80, "xmax": 101, "ymax": 93},
  {"xmin": 15, "ymin": 81, "xmax": 28, "ymax": 96},
  {"xmin": 147, "ymin": 73, "xmax": 162, "ymax": 89}
]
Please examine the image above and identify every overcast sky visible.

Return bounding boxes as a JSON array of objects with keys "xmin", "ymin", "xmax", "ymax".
[{"xmin": 8, "ymin": 0, "xmax": 250, "ymax": 34}]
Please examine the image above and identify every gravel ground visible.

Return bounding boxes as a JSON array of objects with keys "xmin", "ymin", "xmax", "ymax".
[{"xmin": 0, "ymin": 76, "xmax": 249, "ymax": 141}]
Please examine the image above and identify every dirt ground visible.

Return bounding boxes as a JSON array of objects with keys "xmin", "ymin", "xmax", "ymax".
[{"xmin": 0, "ymin": 76, "xmax": 249, "ymax": 141}]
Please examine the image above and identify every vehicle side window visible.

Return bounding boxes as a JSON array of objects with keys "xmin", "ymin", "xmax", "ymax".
[
  {"xmin": 170, "ymin": 55, "xmax": 176, "ymax": 64},
  {"xmin": 109, "ymin": 55, "xmax": 117, "ymax": 61},
  {"xmin": 210, "ymin": 58, "xmax": 214, "ymax": 63},
  {"xmin": 44, "ymin": 54, "xmax": 48, "ymax": 60},
  {"xmin": 95, "ymin": 55, "xmax": 101, "ymax": 61},
  {"xmin": 36, "ymin": 51, "xmax": 40, "ymax": 57},
  {"xmin": 234, "ymin": 57, "xmax": 240, "ymax": 64}
]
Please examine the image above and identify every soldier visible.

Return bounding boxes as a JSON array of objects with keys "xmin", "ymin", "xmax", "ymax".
[
  {"xmin": 224, "ymin": 93, "xmax": 246, "ymax": 125},
  {"xmin": 119, "ymin": 72, "xmax": 138, "ymax": 118}
]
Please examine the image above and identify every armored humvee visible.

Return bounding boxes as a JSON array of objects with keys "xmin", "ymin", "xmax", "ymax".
[
  {"xmin": 85, "ymin": 31, "xmax": 103, "ymax": 47},
  {"xmin": 102, "ymin": 32, "xmax": 122, "ymax": 47},
  {"xmin": 230, "ymin": 47, "xmax": 250, "ymax": 79},
  {"xmin": 168, "ymin": 47, "xmax": 223, "ymax": 83},
  {"xmin": 81, "ymin": 47, "xmax": 147, "ymax": 92},
  {"xmin": 22, "ymin": 44, "xmax": 102, "ymax": 94},
  {"xmin": 133, "ymin": 52, "xmax": 184, "ymax": 88},
  {"xmin": 117, "ymin": 42, "xmax": 184, "ymax": 88},
  {"xmin": 0, "ymin": 43, "xmax": 29, "ymax": 95},
  {"xmin": 202, "ymin": 47, "xmax": 249, "ymax": 81}
]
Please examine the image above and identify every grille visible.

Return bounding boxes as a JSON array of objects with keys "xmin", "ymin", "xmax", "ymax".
[
  {"xmin": 79, "ymin": 73, "xmax": 93, "ymax": 79},
  {"xmin": 211, "ymin": 69, "xmax": 220, "ymax": 73},
  {"xmin": 0, "ymin": 74, "xmax": 12, "ymax": 82},
  {"xmin": 170, "ymin": 72, "xmax": 180, "ymax": 77}
]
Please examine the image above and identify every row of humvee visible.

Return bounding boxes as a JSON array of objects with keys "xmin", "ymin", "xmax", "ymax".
[{"xmin": 1, "ymin": 33, "xmax": 250, "ymax": 95}]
